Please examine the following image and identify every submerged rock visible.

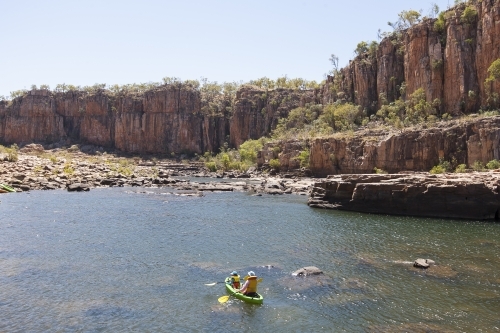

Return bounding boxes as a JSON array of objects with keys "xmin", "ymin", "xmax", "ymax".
[
  {"xmin": 67, "ymin": 183, "xmax": 90, "ymax": 192},
  {"xmin": 292, "ymin": 266, "xmax": 323, "ymax": 276},
  {"xmin": 413, "ymin": 258, "xmax": 430, "ymax": 269}
]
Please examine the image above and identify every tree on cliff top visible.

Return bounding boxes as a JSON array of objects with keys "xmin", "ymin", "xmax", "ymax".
[{"xmin": 388, "ymin": 9, "xmax": 422, "ymax": 32}]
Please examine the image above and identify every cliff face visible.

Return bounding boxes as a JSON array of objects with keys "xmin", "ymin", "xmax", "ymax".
[
  {"xmin": 257, "ymin": 116, "xmax": 500, "ymax": 177},
  {"xmin": 476, "ymin": 0, "xmax": 500, "ymax": 104},
  {"xmin": 1, "ymin": 90, "xmax": 66, "ymax": 144},
  {"xmin": 0, "ymin": 85, "xmax": 319, "ymax": 155},
  {"xmin": 229, "ymin": 86, "xmax": 321, "ymax": 147},
  {"xmin": 308, "ymin": 117, "xmax": 500, "ymax": 177},
  {"xmin": 0, "ymin": 87, "xmax": 209, "ymax": 154},
  {"xmin": 330, "ymin": 1, "xmax": 500, "ymax": 115},
  {"xmin": 113, "ymin": 86, "xmax": 204, "ymax": 154}
]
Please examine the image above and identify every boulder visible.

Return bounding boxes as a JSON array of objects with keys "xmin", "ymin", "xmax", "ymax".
[
  {"xmin": 67, "ymin": 183, "xmax": 90, "ymax": 192},
  {"xmin": 413, "ymin": 258, "xmax": 430, "ymax": 269},
  {"xmin": 19, "ymin": 143, "xmax": 44, "ymax": 153},
  {"xmin": 12, "ymin": 173, "xmax": 26, "ymax": 181},
  {"xmin": 292, "ymin": 266, "xmax": 323, "ymax": 276}
]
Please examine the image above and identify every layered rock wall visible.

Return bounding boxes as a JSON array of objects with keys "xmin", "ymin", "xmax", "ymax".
[
  {"xmin": 229, "ymin": 86, "xmax": 321, "ymax": 147},
  {"xmin": 329, "ymin": 1, "xmax": 500, "ymax": 115},
  {"xmin": 308, "ymin": 173, "xmax": 500, "ymax": 220},
  {"xmin": 258, "ymin": 116, "xmax": 500, "ymax": 177},
  {"xmin": 0, "ymin": 85, "xmax": 320, "ymax": 155}
]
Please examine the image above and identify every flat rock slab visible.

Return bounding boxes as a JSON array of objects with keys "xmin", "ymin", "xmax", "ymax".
[
  {"xmin": 292, "ymin": 266, "xmax": 323, "ymax": 276},
  {"xmin": 67, "ymin": 183, "xmax": 90, "ymax": 192}
]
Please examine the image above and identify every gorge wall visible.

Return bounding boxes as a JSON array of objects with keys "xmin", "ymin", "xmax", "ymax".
[
  {"xmin": 1, "ymin": 1, "xmax": 499, "ymax": 177},
  {"xmin": 0, "ymin": 86, "xmax": 320, "ymax": 155},
  {"xmin": 323, "ymin": 0, "xmax": 500, "ymax": 115}
]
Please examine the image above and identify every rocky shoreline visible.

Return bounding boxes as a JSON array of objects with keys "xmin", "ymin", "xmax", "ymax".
[
  {"xmin": 0, "ymin": 144, "xmax": 314, "ymax": 196},
  {"xmin": 308, "ymin": 173, "xmax": 500, "ymax": 220},
  {"xmin": 3, "ymin": 144, "xmax": 500, "ymax": 221}
]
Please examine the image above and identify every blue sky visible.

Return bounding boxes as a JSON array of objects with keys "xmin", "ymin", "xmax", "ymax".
[{"xmin": 0, "ymin": 0, "xmax": 453, "ymax": 97}]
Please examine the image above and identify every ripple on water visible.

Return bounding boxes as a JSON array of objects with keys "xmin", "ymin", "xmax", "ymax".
[{"xmin": 0, "ymin": 188, "xmax": 499, "ymax": 332}]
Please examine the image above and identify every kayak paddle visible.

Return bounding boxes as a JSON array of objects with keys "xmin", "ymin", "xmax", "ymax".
[
  {"xmin": 204, "ymin": 282, "xmax": 224, "ymax": 286},
  {"xmin": 218, "ymin": 292, "xmax": 236, "ymax": 304}
]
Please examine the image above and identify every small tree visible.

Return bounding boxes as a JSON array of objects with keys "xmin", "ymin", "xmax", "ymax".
[
  {"xmin": 269, "ymin": 159, "xmax": 280, "ymax": 171},
  {"xmin": 295, "ymin": 149, "xmax": 310, "ymax": 168}
]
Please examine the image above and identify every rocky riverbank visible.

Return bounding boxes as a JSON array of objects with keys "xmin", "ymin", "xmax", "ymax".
[
  {"xmin": 308, "ymin": 173, "xmax": 500, "ymax": 220},
  {"xmin": 0, "ymin": 144, "xmax": 314, "ymax": 196}
]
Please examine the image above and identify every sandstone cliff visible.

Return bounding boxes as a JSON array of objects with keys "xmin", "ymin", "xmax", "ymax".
[
  {"xmin": 0, "ymin": 85, "xmax": 319, "ymax": 155},
  {"xmin": 258, "ymin": 116, "xmax": 500, "ymax": 177},
  {"xmin": 325, "ymin": 1, "xmax": 500, "ymax": 115}
]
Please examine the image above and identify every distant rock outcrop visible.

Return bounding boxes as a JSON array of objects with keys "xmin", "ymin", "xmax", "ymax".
[{"xmin": 308, "ymin": 173, "xmax": 500, "ymax": 220}]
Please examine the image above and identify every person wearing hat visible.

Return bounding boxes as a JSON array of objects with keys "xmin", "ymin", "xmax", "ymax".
[
  {"xmin": 237, "ymin": 271, "xmax": 259, "ymax": 297},
  {"xmin": 230, "ymin": 271, "xmax": 240, "ymax": 289}
]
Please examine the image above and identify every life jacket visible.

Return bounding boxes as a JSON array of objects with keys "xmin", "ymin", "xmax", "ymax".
[
  {"xmin": 231, "ymin": 275, "xmax": 240, "ymax": 284},
  {"xmin": 246, "ymin": 276, "xmax": 258, "ymax": 293}
]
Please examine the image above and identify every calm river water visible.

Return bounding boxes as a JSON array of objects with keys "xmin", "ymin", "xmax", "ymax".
[{"xmin": 0, "ymin": 187, "xmax": 499, "ymax": 332}]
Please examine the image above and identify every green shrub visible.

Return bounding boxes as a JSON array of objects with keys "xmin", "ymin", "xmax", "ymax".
[
  {"xmin": 63, "ymin": 163, "xmax": 74, "ymax": 175},
  {"xmin": 320, "ymin": 102, "xmax": 363, "ymax": 131},
  {"xmin": 454, "ymin": 164, "xmax": 468, "ymax": 173},
  {"xmin": 434, "ymin": 11, "xmax": 446, "ymax": 32},
  {"xmin": 118, "ymin": 166, "xmax": 133, "ymax": 176},
  {"xmin": 376, "ymin": 98, "xmax": 406, "ymax": 127},
  {"xmin": 471, "ymin": 160, "xmax": 485, "ymax": 172},
  {"xmin": 486, "ymin": 58, "xmax": 500, "ymax": 83},
  {"xmin": 405, "ymin": 88, "xmax": 435, "ymax": 123},
  {"xmin": 205, "ymin": 161, "xmax": 217, "ymax": 172},
  {"xmin": 269, "ymin": 159, "xmax": 280, "ymax": 171},
  {"xmin": 442, "ymin": 113, "xmax": 452, "ymax": 120},
  {"xmin": 220, "ymin": 153, "xmax": 231, "ymax": 171},
  {"xmin": 430, "ymin": 159, "xmax": 452, "ymax": 174},
  {"xmin": 461, "ymin": 5, "xmax": 478, "ymax": 25},
  {"xmin": 486, "ymin": 159, "xmax": 500, "ymax": 169},
  {"xmin": 295, "ymin": 149, "xmax": 310, "ymax": 168},
  {"xmin": 1, "ymin": 144, "xmax": 19, "ymax": 162},
  {"xmin": 430, "ymin": 165, "xmax": 446, "ymax": 174},
  {"xmin": 373, "ymin": 167, "xmax": 387, "ymax": 174},
  {"xmin": 238, "ymin": 139, "xmax": 264, "ymax": 163},
  {"xmin": 228, "ymin": 161, "xmax": 243, "ymax": 171}
]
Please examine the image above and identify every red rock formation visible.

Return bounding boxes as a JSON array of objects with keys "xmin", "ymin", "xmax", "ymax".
[
  {"xmin": 443, "ymin": 5, "xmax": 479, "ymax": 114},
  {"xmin": 403, "ymin": 19, "xmax": 444, "ymax": 105},
  {"xmin": 328, "ymin": 2, "xmax": 500, "ymax": 115},
  {"xmin": 258, "ymin": 117, "xmax": 500, "ymax": 177},
  {"xmin": 2, "ymin": 90, "xmax": 66, "ymax": 144},
  {"xmin": 229, "ymin": 86, "xmax": 320, "ymax": 147},
  {"xmin": 476, "ymin": 0, "xmax": 500, "ymax": 105},
  {"xmin": 376, "ymin": 37, "xmax": 405, "ymax": 106},
  {"xmin": 114, "ymin": 86, "xmax": 204, "ymax": 154}
]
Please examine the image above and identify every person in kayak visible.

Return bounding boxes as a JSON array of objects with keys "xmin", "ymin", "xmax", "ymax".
[
  {"xmin": 230, "ymin": 271, "xmax": 240, "ymax": 289},
  {"xmin": 237, "ymin": 271, "xmax": 259, "ymax": 297}
]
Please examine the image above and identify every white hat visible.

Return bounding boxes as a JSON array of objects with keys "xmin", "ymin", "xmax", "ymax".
[{"xmin": 248, "ymin": 271, "xmax": 255, "ymax": 276}]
